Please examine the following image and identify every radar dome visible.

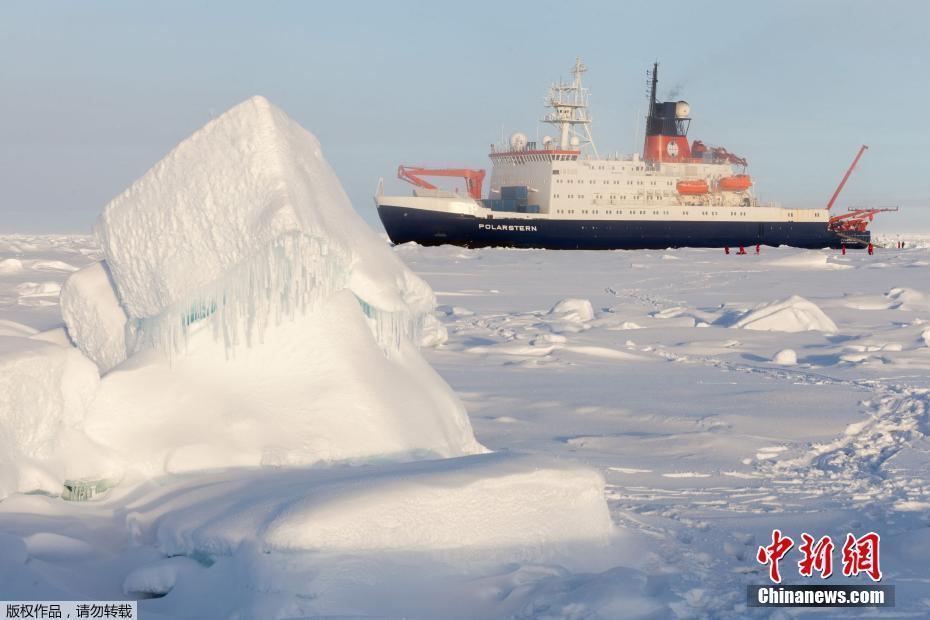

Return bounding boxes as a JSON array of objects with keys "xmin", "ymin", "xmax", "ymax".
[
  {"xmin": 675, "ymin": 101, "xmax": 691, "ymax": 118},
  {"xmin": 542, "ymin": 135, "xmax": 553, "ymax": 146},
  {"xmin": 570, "ymin": 136, "xmax": 581, "ymax": 147},
  {"xmin": 510, "ymin": 132, "xmax": 528, "ymax": 150}
]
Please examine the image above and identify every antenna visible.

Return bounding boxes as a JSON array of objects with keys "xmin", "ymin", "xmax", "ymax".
[{"xmin": 541, "ymin": 57, "xmax": 598, "ymax": 158}]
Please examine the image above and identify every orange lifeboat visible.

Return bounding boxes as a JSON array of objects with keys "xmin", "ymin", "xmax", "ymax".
[
  {"xmin": 676, "ymin": 179, "xmax": 709, "ymax": 195},
  {"xmin": 718, "ymin": 174, "xmax": 753, "ymax": 192}
]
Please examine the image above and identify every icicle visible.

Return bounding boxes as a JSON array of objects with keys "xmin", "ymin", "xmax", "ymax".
[
  {"xmin": 355, "ymin": 296, "xmax": 424, "ymax": 355},
  {"xmin": 131, "ymin": 232, "xmax": 351, "ymax": 359}
]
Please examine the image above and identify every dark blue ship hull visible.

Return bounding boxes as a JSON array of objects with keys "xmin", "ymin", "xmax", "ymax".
[{"xmin": 377, "ymin": 204, "xmax": 868, "ymax": 250}]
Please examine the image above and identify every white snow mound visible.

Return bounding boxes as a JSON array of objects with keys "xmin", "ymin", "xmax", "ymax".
[
  {"xmin": 0, "ymin": 258, "xmax": 23, "ymax": 274},
  {"xmin": 86, "ymin": 292, "xmax": 483, "ymax": 473},
  {"xmin": 60, "ymin": 261, "xmax": 129, "ymax": 373},
  {"xmin": 733, "ymin": 295, "xmax": 837, "ymax": 333},
  {"xmin": 772, "ymin": 349, "xmax": 798, "ymax": 365},
  {"xmin": 0, "ymin": 337, "xmax": 104, "ymax": 497},
  {"xmin": 766, "ymin": 251, "xmax": 850, "ymax": 270},
  {"xmin": 548, "ymin": 298, "xmax": 595, "ymax": 322},
  {"xmin": 885, "ymin": 287, "xmax": 930, "ymax": 311},
  {"xmin": 122, "ymin": 557, "xmax": 203, "ymax": 596},
  {"xmin": 418, "ymin": 313, "xmax": 448, "ymax": 347},
  {"xmin": 137, "ymin": 454, "xmax": 613, "ymax": 557}
]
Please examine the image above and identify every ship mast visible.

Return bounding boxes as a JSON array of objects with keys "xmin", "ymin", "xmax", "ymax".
[
  {"xmin": 647, "ymin": 62, "xmax": 658, "ymax": 124},
  {"xmin": 542, "ymin": 57, "xmax": 598, "ymax": 158}
]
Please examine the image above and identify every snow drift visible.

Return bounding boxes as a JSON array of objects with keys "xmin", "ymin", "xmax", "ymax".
[
  {"xmin": 0, "ymin": 258, "xmax": 23, "ymax": 274},
  {"xmin": 732, "ymin": 295, "xmax": 837, "ymax": 333},
  {"xmin": 85, "ymin": 291, "xmax": 481, "ymax": 473},
  {"xmin": 765, "ymin": 251, "xmax": 851, "ymax": 271},
  {"xmin": 548, "ymin": 298, "xmax": 595, "ymax": 323},
  {"xmin": 0, "ymin": 320, "xmax": 36, "ymax": 338},
  {"xmin": 138, "ymin": 454, "xmax": 613, "ymax": 558},
  {"xmin": 772, "ymin": 348, "xmax": 798, "ymax": 365},
  {"xmin": 0, "ymin": 336, "xmax": 105, "ymax": 497},
  {"xmin": 885, "ymin": 287, "xmax": 930, "ymax": 311}
]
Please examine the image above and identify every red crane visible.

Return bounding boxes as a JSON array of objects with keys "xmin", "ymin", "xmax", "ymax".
[
  {"xmin": 826, "ymin": 145, "xmax": 868, "ymax": 211},
  {"xmin": 397, "ymin": 165, "xmax": 486, "ymax": 200},
  {"xmin": 829, "ymin": 207, "xmax": 898, "ymax": 233},
  {"xmin": 824, "ymin": 144, "xmax": 898, "ymax": 240}
]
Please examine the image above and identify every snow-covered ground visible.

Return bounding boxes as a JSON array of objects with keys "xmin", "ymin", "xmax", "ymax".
[{"xmin": 1, "ymin": 233, "xmax": 928, "ymax": 618}]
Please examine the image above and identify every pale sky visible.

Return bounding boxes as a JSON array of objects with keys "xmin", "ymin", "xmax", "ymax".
[{"xmin": 2, "ymin": 0, "xmax": 928, "ymax": 233}]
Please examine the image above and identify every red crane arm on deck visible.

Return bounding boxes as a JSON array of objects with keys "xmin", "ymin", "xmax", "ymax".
[
  {"xmin": 823, "ymin": 145, "xmax": 899, "ymax": 236},
  {"xmin": 397, "ymin": 165, "xmax": 486, "ymax": 200},
  {"xmin": 827, "ymin": 145, "xmax": 868, "ymax": 211},
  {"xmin": 710, "ymin": 146, "xmax": 747, "ymax": 168},
  {"xmin": 830, "ymin": 207, "xmax": 898, "ymax": 233},
  {"xmin": 690, "ymin": 141, "xmax": 747, "ymax": 167}
]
